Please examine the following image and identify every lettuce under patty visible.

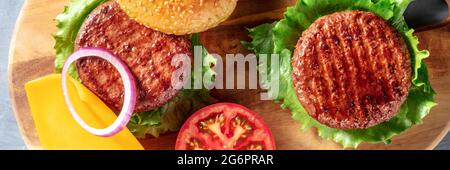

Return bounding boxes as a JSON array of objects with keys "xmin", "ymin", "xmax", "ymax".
[
  {"xmin": 244, "ymin": 0, "xmax": 436, "ymax": 148},
  {"xmin": 54, "ymin": 0, "xmax": 216, "ymax": 138}
]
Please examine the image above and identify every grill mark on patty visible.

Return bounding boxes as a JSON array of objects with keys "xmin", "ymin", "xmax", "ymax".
[
  {"xmin": 335, "ymin": 16, "xmax": 353, "ymax": 122},
  {"xmin": 359, "ymin": 13, "xmax": 378, "ymax": 127},
  {"xmin": 336, "ymin": 14, "xmax": 358, "ymax": 124},
  {"xmin": 310, "ymin": 25, "xmax": 332, "ymax": 115},
  {"xmin": 371, "ymin": 18, "xmax": 395, "ymax": 107},
  {"xmin": 292, "ymin": 10, "xmax": 411, "ymax": 129},
  {"xmin": 368, "ymin": 20, "xmax": 385, "ymax": 124},
  {"xmin": 312, "ymin": 23, "xmax": 329, "ymax": 116},
  {"xmin": 325, "ymin": 21, "xmax": 347, "ymax": 122},
  {"xmin": 353, "ymin": 13, "xmax": 372, "ymax": 126},
  {"xmin": 303, "ymin": 40, "xmax": 316, "ymax": 113},
  {"xmin": 349, "ymin": 13, "xmax": 366, "ymax": 124},
  {"xmin": 314, "ymin": 38, "xmax": 328, "ymax": 115},
  {"xmin": 311, "ymin": 35, "xmax": 324, "ymax": 115}
]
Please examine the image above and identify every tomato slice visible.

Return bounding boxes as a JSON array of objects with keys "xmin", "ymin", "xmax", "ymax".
[{"xmin": 175, "ymin": 103, "xmax": 275, "ymax": 150}]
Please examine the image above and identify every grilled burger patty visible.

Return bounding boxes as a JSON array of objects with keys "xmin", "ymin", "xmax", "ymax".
[
  {"xmin": 75, "ymin": 1, "xmax": 192, "ymax": 112},
  {"xmin": 292, "ymin": 10, "xmax": 411, "ymax": 129}
]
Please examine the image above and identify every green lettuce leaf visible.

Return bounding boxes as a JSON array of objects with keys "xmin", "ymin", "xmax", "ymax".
[
  {"xmin": 53, "ymin": 0, "xmax": 216, "ymax": 138},
  {"xmin": 127, "ymin": 88, "xmax": 216, "ymax": 138},
  {"xmin": 54, "ymin": 0, "xmax": 107, "ymax": 79},
  {"xmin": 244, "ymin": 0, "xmax": 436, "ymax": 148}
]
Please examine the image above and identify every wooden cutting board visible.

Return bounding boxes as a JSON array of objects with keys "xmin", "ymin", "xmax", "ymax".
[{"xmin": 8, "ymin": 0, "xmax": 450, "ymax": 150}]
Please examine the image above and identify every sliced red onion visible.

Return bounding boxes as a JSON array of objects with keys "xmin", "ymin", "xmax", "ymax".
[{"xmin": 61, "ymin": 48, "xmax": 136, "ymax": 137}]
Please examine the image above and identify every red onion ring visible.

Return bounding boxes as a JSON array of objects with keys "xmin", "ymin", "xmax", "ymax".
[{"xmin": 61, "ymin": 48, "xmax": 137, "ymax": 137}]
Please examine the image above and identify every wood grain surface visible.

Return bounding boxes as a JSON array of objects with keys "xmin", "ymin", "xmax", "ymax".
[{"xmin": 8, "ymin": 0, "xmax": 450, "ymax": 150}]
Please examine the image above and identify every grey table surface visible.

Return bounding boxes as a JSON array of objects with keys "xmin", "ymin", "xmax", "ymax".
[{"xmin": 0, "ymin": 0, "xmax": 449, "ymax": 150}]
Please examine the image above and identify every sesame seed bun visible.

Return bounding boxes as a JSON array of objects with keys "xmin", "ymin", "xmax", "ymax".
[{"xmin": 116, "ymin": 0, "xmax": 238, "ymax": 35}]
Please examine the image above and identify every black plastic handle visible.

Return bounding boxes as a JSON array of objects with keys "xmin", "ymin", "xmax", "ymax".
[{"xmin": 404, "ymin": 0, "xmax": 450, "ymax": 31}]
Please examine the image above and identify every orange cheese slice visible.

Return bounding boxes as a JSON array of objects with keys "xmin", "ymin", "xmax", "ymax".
[{"xmin": 25, "ymin": 74, "xmax": 144, "ymax": 150}]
